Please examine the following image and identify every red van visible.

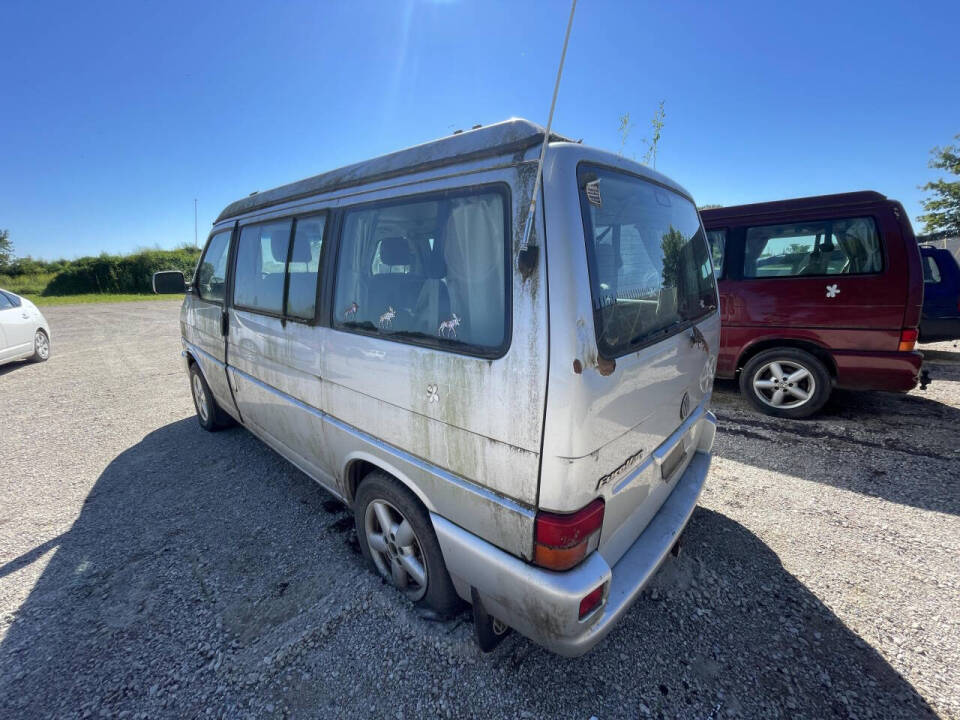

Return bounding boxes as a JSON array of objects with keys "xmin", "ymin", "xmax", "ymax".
[{"xmin": 700, "ymin": 192, "xmax": 924, "ymax": 418}]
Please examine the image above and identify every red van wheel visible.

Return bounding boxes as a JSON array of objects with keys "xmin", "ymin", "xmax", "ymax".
[{"xmin": 739, "ymin": 348, "xmax": 831, "ymax": 419}]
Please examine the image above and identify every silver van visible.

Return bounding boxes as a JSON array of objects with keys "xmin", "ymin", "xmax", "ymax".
[{"xmin": 155, "ymin": 119, "xmax": 720, "ymax": 656}]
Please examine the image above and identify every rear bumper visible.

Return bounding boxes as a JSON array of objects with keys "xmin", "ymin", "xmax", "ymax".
[
  {"xmin": 833, "ymin": 349, "xmax": 923, "ymax": 392},
  {"xmin": 433, "ymin": 440, "xmax": 713, "ymax": 657}
]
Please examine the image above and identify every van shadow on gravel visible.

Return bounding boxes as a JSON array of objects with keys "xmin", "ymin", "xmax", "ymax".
[
  {"xmin": 0, "ymin": 419, "xmax": 937, "ymax": 718},
  {"xmin": 710, "ymin": 377, "xmax": 960, "ymax": 516}
]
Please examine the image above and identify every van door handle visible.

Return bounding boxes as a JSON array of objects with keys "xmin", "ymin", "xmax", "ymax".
[
  {"xmin": 220, "ymin": 311, "xmax": 229, "ymax": 336},
  {"xmin": 21, "ymin": 313, "xmax": 29, "ymax": 319}
]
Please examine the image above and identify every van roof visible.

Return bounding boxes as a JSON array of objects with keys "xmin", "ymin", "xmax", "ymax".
[
  {"xmin": 216, "ymin": 118, "xmax": 572, "ymax": 223},
  {"xmin": 699, "ymin": 191, "xmax": 888, "ymax": 223}
]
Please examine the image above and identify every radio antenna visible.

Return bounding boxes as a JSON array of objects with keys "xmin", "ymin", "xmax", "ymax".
[{"xmin": 520, "ymin": 0, "xmax": 577, "ymax": 253}]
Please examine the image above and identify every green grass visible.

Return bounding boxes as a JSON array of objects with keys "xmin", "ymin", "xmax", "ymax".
[{"xmin": 22, "ymin": 293, "xmax": 183, "ymax": 306}]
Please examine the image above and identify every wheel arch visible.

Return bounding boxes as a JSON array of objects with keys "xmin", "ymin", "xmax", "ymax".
[
  {"xmin": 736, "ymin": 337, "xmax": 837, "ymax": 380},
  {"xmin": 342, "ymin": 452, "xmax": 435, "ymax": 513}
]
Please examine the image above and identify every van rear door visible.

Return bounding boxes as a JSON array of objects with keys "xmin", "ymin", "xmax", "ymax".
[{"xmin": 539, "ymin": 159, "xmax": 720, "ymax": 567}]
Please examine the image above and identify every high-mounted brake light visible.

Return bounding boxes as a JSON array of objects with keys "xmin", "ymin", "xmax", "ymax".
[
  {"xmin": 898, "ymin": 328, "xmax": 918, "ymax": 352},
  {"xmin": 533, "ymin": 499, "xmax": 604, "ymax": 571}
]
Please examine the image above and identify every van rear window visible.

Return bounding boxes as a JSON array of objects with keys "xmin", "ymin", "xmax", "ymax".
[{"xmin": 578, "ymin": 165, "xmax": 717, "ymax": 358}]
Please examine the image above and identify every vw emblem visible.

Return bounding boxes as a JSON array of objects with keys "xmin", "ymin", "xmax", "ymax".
[{"xmin": 680, "ymin": 392, "xmax": 691, "ymax": 420}]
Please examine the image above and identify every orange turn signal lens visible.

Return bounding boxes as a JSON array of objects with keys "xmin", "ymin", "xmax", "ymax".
[
  {"xmin": 898, "ymin": 328, "xmax": 918, "ymax": 352},
  {"xmin": 533, "ymin": 499, "xmax": 604, "ymax": 571}
]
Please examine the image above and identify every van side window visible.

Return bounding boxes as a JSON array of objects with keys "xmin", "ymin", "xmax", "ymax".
[
  {"xmin": 0, "ymin": 292, "xmax": 12, "ymax": 310},
  {"xmin": 287, "ymin": 216, "xmax": 326, "ymax": 320},
  {"xmin": 1, "ymin": 290, "xmax": 22, "ymax": 307},
  {"xmin": 333, "ymin": 187, "xmax": 509, "ymax": 355},
  {"xmin": 706, "ymin": 229, "xmax": 725, "ymax": 277},
  {"xmin": 743, "ymin": 217, "xmax": 882, "ymax": 278},
  {"xmin": 234, "ymin": 220, "xmax": 293, "ymax": 315},
  {"xmin": 196, "ymin": 230, "xmax": 232, "ymax": 303},
  {"xmin": 923, "ymin": 255, "xmax": 942, "ymax": 284}
]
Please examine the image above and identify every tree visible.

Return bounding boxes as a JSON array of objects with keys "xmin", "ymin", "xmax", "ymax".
[
  {"xmin": 660, "ymin": 225, "xmax": 685, "ymax": 290},
  {"xmin": 616, "ymin": 102, "xmax": 666, "ymax": 165},
  {"xmin": 0, "ymin": 230, "xmax": 12, "ymax": 272},
  {"xmin": 917, "ymin": 134, "xmax": 960, "ymax": 238},
  {"xmin": 617, "ymin": 112, "xmax": 635, "ymax": 158},
  {"xmin": 642, "ymin": 101, "xmax": 666, "ymax": 169}
]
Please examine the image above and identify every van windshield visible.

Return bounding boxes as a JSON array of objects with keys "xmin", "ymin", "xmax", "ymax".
[{"xmin": 578, "ymin": 165, "xmax": 717, "ymax": 357}]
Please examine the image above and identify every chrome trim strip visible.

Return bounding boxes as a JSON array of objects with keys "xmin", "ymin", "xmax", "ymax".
[{"xmin": 228, "ymin": 365, "xmax": 535, "ymax": 519}]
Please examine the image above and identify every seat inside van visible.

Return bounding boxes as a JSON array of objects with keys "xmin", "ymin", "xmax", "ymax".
[{"xmin": 334, "ymin": 191, "xmax": 506, "ymax": 348}]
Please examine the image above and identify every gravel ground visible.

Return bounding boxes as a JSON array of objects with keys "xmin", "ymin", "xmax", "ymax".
[{"xmin": 1, "ymin": 300, "xmax": 957, "ymax": 719}]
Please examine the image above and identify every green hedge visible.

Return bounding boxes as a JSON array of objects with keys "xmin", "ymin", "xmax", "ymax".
[
  {"xmin": 11, "ymin": 247, "xmax": 203, "ymax": 296},
  {"xmin": 0, "ymin": 271, "xmax": 57, "ymax": 296}
]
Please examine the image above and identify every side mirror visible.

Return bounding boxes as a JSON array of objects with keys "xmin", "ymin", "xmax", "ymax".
[{"xmin": 152, "ymin": 270, "xmax": 187, "ymax": 294}]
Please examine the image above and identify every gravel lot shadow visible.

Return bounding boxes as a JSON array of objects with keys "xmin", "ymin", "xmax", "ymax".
[
  {"xmin": 711, "ymin": 377, "xmax": 960, "ymax": 516},
  {"xmin": 0, "ymin": 419, "xmax": 937, "ymax": 718},
  {"xmin": 0, "ymin": 359, "xmax": 31, "ymax": 377}
]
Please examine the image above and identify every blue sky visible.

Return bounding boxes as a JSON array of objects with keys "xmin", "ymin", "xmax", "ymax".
[{"xmin": 2, "ymin": 0, "xmax": 958, "ymax": 260}]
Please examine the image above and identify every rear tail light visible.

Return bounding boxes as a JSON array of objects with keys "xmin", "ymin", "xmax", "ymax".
[
  {"xmin": 898, "ymin": 328, "xmax": 918, "ymax": 352},
  {"xmin": 533, "ymin": 499, "xmax": 604, "ymax": 571},
  {"xmin": 579, "ymin": 584, "xmax": 606, "ymax": 619}
]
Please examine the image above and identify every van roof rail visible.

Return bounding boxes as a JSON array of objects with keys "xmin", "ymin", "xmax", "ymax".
[
  {"xmin": 216, "ymin": 118, "xmax": 572, "ymax": 223},
  {"xmin": 699, "ymin": 191, "xmax": 888, "ymax": 220}
]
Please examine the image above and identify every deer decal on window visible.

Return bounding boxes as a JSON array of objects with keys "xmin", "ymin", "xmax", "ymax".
[{"xmin": 438, "ymin": 313, "xmax": 461, "ymax": 338}]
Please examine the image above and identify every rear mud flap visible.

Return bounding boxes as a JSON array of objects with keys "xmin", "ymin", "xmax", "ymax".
[{"xmin": 471, "ymin": 587, "xmax": 511, "ymax": 652}]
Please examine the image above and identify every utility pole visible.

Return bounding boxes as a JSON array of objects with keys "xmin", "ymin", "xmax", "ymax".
[{"xmin": 194, "ymin": 198, "xmax": 198, "ymax": 248}]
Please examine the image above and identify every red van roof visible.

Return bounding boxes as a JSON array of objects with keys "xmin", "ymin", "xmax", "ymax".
[{"xmin": 700, "ymin": 191, "xmax": 888, "ymax": 224}]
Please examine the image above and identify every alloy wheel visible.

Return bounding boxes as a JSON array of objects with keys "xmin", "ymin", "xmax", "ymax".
[
  {"xmin": 364, "ymin": 499, "xmax": 428, "ymax": 601},
  {"xmin": 192, "ymin": 373, "xmax": 210, "ymax": 423},
  {"xmin": 752, "ymin": 360, "xmax": 816, "ymax": 410},
  {"xmin": 35, "ymin": 331, "xmax": 49, "ymax": 360}
]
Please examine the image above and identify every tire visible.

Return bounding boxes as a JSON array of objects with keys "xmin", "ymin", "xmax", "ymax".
[
  {"xmin": 354, "ymin": 471, "xmax": 460, "ymax": 616},
  {"xmin": 31, "ymin": 329, "xmax": 50, "ymax": 362},
  {"xmin": 189, "ymin": 363, "xmax": 234, "ymax": 431},
  {"xmin": 739, "ymin": 347, "xmax": 831, "ymax": 419}
]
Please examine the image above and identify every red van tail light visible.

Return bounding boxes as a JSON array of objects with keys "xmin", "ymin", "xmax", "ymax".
[
  {"xmin": 533, "ymin": 499, "xmax": 604, "ymax": 571},
  {"xmin": 898, "ymin": 328, "xmax": 918, "ymax": 352}
]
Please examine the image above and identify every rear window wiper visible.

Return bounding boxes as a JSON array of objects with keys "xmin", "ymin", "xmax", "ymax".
[{"xmin": 628, "ymin": 319, "xmax": 683, "ymax": 347}]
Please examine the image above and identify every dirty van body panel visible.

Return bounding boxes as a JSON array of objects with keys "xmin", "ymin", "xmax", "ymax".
[
  {"xmin": 213, "ymin": 157, "xmax": 546, "ymax": 559},
  {"xmin": 539, "ymin": 145, "xmax": 720, "ymax": 567},
  {"xmin": 227, "ymin": 309, "xmax": 338, "ymax": 487},
  {"xmin": 181, "ymin": 227, "xmax": 240, "ymax": 420},
  {"xmin": 320, "ymin": 163, "xmax": 548, "ymax": 521},
  {"xmin": 702, "ymin": 194, "xmax": 922, "ymax": 391}
]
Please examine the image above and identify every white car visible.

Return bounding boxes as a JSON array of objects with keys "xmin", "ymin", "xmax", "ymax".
[{"xmin": 0, "ymin": 289, "xmax": 51, "ymax": 366}]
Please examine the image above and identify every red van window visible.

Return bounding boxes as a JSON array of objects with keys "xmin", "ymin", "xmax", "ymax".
[{"xmin": 744, "ymin": 217, "xmax": 882, "ymax": 278}]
